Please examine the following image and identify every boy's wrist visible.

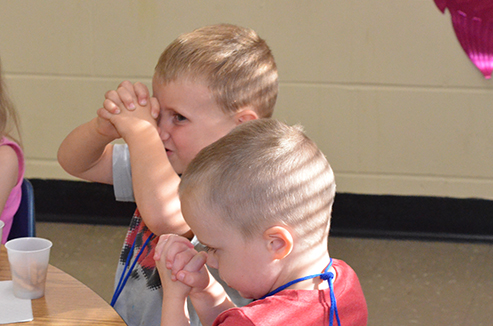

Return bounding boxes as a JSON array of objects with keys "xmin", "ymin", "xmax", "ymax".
[
  {"xmin": 115, "ymin": 118, "xmax": 157, "ymax": 141},
  {"xmin": 91, "ymin": 118, "xmax": 120, "ymax": 142},
  {"xmin": 161, "ymin": 273, "xmax": 193, "ymax": 300}
]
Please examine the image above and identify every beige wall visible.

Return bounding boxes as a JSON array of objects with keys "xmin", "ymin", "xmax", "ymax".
[{"xmin": 1, "ymin": 0, "xmax": 492, "ymax": 200}]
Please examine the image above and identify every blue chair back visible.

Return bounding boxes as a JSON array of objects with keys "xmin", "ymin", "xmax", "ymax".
[{"xmin": 7, "ymin": 179, "xmax": 36, "ymax": 240}]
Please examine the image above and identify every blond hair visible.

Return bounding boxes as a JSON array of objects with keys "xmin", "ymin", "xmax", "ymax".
[
  {"xmin": 0, "ymin": 58, "xmax": 21, "ymax": 145},
  {"xmin": 179, "ymin": 119, "xmax": 336, "ymax": 248},
  {"xmin": 154, "ymin": 24, "xmax": 278, "ymax": 118}
]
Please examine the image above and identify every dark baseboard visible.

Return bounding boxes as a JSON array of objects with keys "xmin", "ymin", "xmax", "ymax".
[
  {"xmin": 331, "ymin": 193, "xmax": 493, "ymax": 242},
  {"xmin": 31, "ymin": 179, "xmax": 135, "ymax": 226},
  {"xmin": 30, "ymin": 179, "xmax": 493, "ymax": 242}
]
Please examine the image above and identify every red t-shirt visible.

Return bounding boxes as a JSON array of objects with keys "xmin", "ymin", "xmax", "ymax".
[{"xmin": 213, "ymin": 259, "xmax": 367, "ymax": 326}]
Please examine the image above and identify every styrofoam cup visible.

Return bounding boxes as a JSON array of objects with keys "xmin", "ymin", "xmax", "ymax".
[
  {"xmin": 0, "ymin": 220, "xmax": 4, "ymax": 244},
  {"xmin": 5, "ymin": 237, "xmax": 53, "ymax": 299}
]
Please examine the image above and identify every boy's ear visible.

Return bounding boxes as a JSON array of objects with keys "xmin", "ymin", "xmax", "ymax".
[
  {"xmin": 235, "ymin": 108, "xmax": 258, "ymax": 125},
  {"xmin": 263, "ymin": 226, "xmax": 294, "ymax": 260}
]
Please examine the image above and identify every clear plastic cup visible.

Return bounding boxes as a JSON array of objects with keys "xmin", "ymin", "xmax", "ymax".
[
  {"xmin": 5, "ymin": 237, "xmax": 53, "ymax": 299},
  {"xmin": 0, "ymin": 220, "xmax": 4, "ymax": 244}
]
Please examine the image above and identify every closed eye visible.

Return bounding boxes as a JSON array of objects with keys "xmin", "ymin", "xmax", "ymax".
[{"xmin": 200, "ymin": 243, "xmax": 217, "ymax": 253}]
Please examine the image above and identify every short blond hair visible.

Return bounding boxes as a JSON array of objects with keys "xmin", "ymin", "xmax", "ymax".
[
  {"xmin": 154, "ymin": 24, "xmax": 278, "ymax": 118},
  {"xmin": 179, "ymin": 119, "xmax": 336, "ymax": 248}
]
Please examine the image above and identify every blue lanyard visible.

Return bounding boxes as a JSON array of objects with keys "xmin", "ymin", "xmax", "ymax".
[
  {"xmin": 111, "ymin": 232, "xmax": 155, "ymax": 307},
  {"xmin": 260, "ymin": 258, "xmax": 341, "ymax": 326}
]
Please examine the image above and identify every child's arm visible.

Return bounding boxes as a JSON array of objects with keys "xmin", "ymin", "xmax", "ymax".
[
  {"xmin": 155, "ymin": 235, "xmax": 236, "ymax": 326},
  {"xmin": 105, "ymin": 86, "xmax": 189, "ymax": 236},
  {"xmin": 57, "ymin": 115, "xmax": 118, "ymax": 184},
  {"xmin": 0, "ymin": 145, "xmax": 19, "ymax": 214},
  {"xmin": 57, "ymin": 81, "xmax": 156, "ymax": 185},
  {"xmin": 187, "ymin": 271, "xmax": 236, "ymax": 326},
  {"xmin": 155, "ymin": 234, "xmax": 197, "ymax": 326}
]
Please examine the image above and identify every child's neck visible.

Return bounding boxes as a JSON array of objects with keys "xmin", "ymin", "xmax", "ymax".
[{"xmin": 276, "ymin": 249, "xmax": 333, "ymax": 292}]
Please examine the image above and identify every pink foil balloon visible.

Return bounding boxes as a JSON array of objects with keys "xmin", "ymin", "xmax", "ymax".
[{"xmin": 434, "ymin": 0, "xmax": 493, "ymax": 79}]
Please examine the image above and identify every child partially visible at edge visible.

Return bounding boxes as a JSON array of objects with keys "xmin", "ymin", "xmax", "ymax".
[
  {"xmin": 57, "ymin": 24, "xmax": 278, "ymax": 326},
  {"xmin": 155, "ymin": 119, "xmax": 368, "ymax": 326},
  {"xmin": 0, "ymin": 57, "xmax": 25, "ymax": 244}
]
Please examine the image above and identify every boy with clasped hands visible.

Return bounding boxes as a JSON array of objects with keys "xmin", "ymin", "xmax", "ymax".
[
  {"xmin": 155, "ymin": 119, "xmax": 368, "ymax": 326},
  {"xmin": 58, "ymin": 24, "xmax": 278, "ymax": 326}
]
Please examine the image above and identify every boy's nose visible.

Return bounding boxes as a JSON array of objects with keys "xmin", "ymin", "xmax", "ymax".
[{"xmin": 158, "ymin": 126, "xmax": 170, "ymax": 141}]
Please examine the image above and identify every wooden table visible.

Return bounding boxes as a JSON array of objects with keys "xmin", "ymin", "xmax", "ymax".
[{"xmin": 1, "ymin": 246, "xmax": 127, "ymax": 325}]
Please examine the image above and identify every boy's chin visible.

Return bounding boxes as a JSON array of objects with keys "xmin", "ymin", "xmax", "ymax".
[
  {"xmin": 167, "ymin": 158, "xmax": 185, "ymax": 175},
  {"xmin": 237, "ymin": 290, "xmax": 256, "ymax": 300}
]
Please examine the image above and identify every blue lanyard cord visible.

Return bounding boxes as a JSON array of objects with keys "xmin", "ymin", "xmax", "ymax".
[
  {"xmin": 324, "ymin": 269, "xmax": 341, "ymax": 326},
  {"xmin": 111, "ymin": 232, "xmax": 155, "ymax": 307},
  {"xmin": 113, "ymin": 236, "xmax": 137, "ymax": 301},
  {"xmin": 260, "ymin": 258, "xmax": 341, "ymax": 326}
]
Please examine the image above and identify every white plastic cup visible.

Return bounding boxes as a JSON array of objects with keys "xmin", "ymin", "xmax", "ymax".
[
  {"xmin": 5, "ymin": 237, "xmax": 53, "ymax": 299},
  {"xmin": 0, "ymin": 220, "xmax": 4, "ymax": 244}
]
